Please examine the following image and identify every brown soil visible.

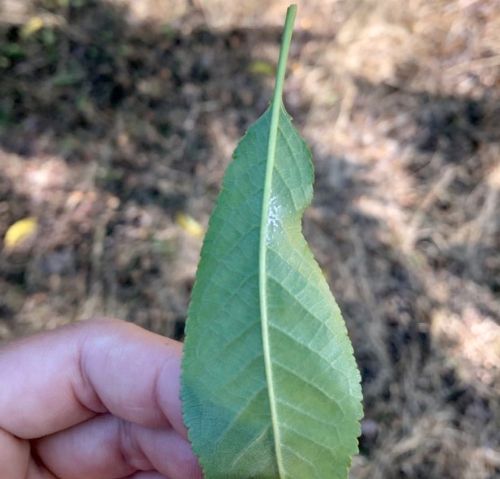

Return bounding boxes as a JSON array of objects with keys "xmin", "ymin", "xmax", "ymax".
[{"xmin": 1, "ymin": 1, "xmax": 499, "ymax": 478}]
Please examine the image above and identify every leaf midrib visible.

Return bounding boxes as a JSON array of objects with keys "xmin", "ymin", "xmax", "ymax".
[{"xmin": 258, "ymin": 5, "xmax": 297, "ymax": 478}]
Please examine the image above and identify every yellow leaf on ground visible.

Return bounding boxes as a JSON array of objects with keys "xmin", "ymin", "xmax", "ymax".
[
  {"xmin": 21, "ymin": 17, "xmax": 44, "ymax": 38},
  {"xmin": 4, "ymin": 217, "xmax": 38, "ymax": 249},
  {"xmin": 248, "ymin": 60, "xmax": 275, "ymax": 76},
  {"xmin": 175, "ymin": 213, "xmax": 204, "ymax": 239}
]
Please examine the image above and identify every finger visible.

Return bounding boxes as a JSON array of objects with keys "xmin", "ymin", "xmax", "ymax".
[
  {"xmin": 0, "ymin": 427, "xmax": 29, "ymax": 478},
  {"xmin": 0, "ymin": 319, "xmax": 187, "ymax": 439},
  {"xmin": 0, "ymin": 428, "xmax": 56, "ymax": 479},
  {"xmin": 35, "ymin": 414, "xmax": 202, "ymax": 479}
]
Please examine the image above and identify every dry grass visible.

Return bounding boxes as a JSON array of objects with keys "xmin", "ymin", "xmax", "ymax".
[{"xmin": 1, "ymin": 0, "xmax": 499, "ymax": 477}]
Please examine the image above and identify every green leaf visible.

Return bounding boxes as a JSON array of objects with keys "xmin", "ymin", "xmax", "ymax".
[{"xmin": 181, "ymin": 5, "xmax": 363, "ymax": 478}]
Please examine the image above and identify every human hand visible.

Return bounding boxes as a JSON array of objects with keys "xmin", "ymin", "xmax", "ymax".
[{"xmin": 0, "ymin": 319, "xmax": 203, "ymax": 479}]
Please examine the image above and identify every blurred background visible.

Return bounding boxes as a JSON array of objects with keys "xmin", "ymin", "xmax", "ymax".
[{"xmin": 0, "ymin": 0, "xmax": 499, "ymax": 477}]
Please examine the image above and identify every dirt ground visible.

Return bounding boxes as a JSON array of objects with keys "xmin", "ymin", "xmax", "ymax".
[{"xmin": 1, "ymin": 0, "xmax": 499, "ymax": 477}]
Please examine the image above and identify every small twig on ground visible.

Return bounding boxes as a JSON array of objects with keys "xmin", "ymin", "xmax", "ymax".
[{"xmin": 404, "ymin": 166, "xmax": 456, "ymax": 252}]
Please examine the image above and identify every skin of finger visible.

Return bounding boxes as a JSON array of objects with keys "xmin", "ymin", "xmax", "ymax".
[
  {"xmin": 123, "ymin": 473, "xmax": 169, "ymax": 479},
  {"xmin": 81, "ymin": 319, "xmax": 187, "ymax": 437},
  {"xmin": 26, "ymin": 462, "xmax": 57, "ymax": 479},
  {"xmin": 0, "ymin": 322, "xmax": 97, "ymax": 438},
  {"xmin": 0, "ymin": 429, "xmax": 56, "ymax": 479},
  {"xmin": 0, "ymin": 319, "xmax": 187, "ymax": 439},
  {"xmin": 0, "ymin": 427, "xmax": 30, "ymax": 478},
  {"xmin": 133, "ymin": 423, "xmax": 203, "ymax": 479},
  {"xmin": 35, "ymin": 414, "xmax": 202, "ymax": 479}
]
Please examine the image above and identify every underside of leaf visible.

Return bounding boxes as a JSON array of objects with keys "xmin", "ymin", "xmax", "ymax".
[{"xmin": 181, "ymin": 5, "xmax": 363, "ymax": 479}]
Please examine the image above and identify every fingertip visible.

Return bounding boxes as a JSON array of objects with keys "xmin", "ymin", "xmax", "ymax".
[
  {"xmin": 155, "ymin": 353, "xmax": 189, "ymax": 439},
  {"xmin": 79, "ymin": 319, "xmax": 186, "ymax": 431},
  {"xmin": 134, "ymin": 426, "xmax": 202, "ymax": 479}
]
